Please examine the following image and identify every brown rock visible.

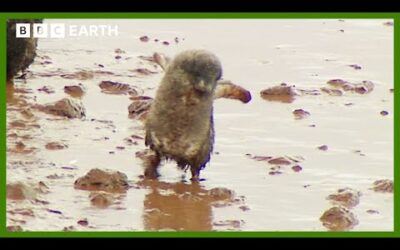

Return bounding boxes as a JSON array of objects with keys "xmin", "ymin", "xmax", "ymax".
[
  {"xmin": 380, "ymin": 111, "xmax": 389, "ymax": 116},
  {"xmin": 348, "ymin": 64, "xmax": 362, "ymax": 70},
  {"xmin": 128, "ymin": 97, "xmax": 153, "ymax": 120},
  {"xmin": 353, "ymin": 81, "xmax": 374, "ymax": 94},
  {"xmin": 327, "ymin": 79, "xmax": 349, "ymax": 88},
  {"xmin": 7, "ymin": 225, "xmax": 23, "ymax": 231},
  {"xmin": 327, "ymin": 79, "xmax": 374, "ymax": 94},
  {"xmin": 247, "ymin": 154, "xmax": 272, "ymax": 161},
  {"xmin": 64, "ymin": 84, "xmax": 85, "ymax": 98},
  {"xmin": 239, "ymin": 205, "xmax": 250, "ymax": 211},
  {"xmin": 114, "ymin": 48, "xmax": 125, "ymax": 54},
  {"xmin": 320, "ymin": 87, "xmax": 343, "ymax": 96},
  {"xmin": 260, "ymin": 83, "xmax": 297, "ymax": 103},
  {"xmin": 139, "ymin": 36, "xmax": 150, "ymax": 42},
  {"xmin": 366, "ymin": 209, "xmax": 379, "ymax": 214},
  {"xmin": 293, "ymin": 109, "xmax": 310, "ymax": 120},
  {"xmin": 327, "ymin": 188, "xmax": 362, "ymax": 208},
  {"xmin": 6, "ymin": 182, "xmax": 46, "ymax": 200},
  {"xmin": 371, "ymin": 179, "xmax": 393, "ymax": 193},
  {"xmin": 317, "ymin": 145, "xmax": 328, "ymax": 151},
  {"xmin": 60, "ymin": 70, "xmax": 94, "ymax": 80},
  {"xmin": 291, "ymin": 165, "xmax": 302, "ymax": 172},
  {"xmin": 8, "ymin": 208, "xmax": 34, "ymax": 217},
  {"xmin": 63, "ymin": 226, "xmax": 76, "ymax": 231},
  {"xmin": 20, "ymin": 108, "xmax": 34, "ymax": 119},
  {"xmin": 269, "ymin": 171, "xmax": 283, "ymax": 175},
  {"xmin": 37, "ymin": 86, "xmax": 55, "ymax": 94},
  {"xmin": 320, "ymin": 206, "xmax": 358, "ymax": 231},
  {"xmin": 9, "ymin": 120, "xmax": 26, "ymax": 128},
  {"xmin": 99, "ymin": 81, "xmax": 134, "ymax": 95},
  {"xmin": 77, "ymin": 218, "xmax": 89, "ymax": 226},
  {"xmin": 213, "ymin": 220, "xmax": 244, "ymax": 229},
  {"xmin": 36, "ymin": 98, "xmax": 85, "ymax": 119},
  {"xmin": 74, "ymin": 168, "xmax": 129, "ymax": 192},
  {"xmin": 45, "ymin": 142, "xmax": 67, "ymax": 150},
  {"xmin": 268, "ymin": 157, "xmax": 291, "ymax": 165},
  {"xmin": 383, "ymin": 21, "xmax": 394, "ymax": 26},
  {"xmin": 130, "ymin": 68, "xmax": 157, "ymax": 75}
]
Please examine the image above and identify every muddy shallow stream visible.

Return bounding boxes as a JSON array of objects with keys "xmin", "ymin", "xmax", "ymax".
[{"xmin": 6, "ymin": 19, "xmax": 394, "ymax": 231}]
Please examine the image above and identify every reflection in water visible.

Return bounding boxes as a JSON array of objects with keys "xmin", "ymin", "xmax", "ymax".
[
  {"xmin": 141, "ymin": 180, "xmax": 213, "ymax": 231},
  {"xmin": 260, "ymin": 94, "xmax": 295, "ymax": 103},
  {"xmin": 6, "ymin": 82, "xmax": 15, "ymax": 104}
]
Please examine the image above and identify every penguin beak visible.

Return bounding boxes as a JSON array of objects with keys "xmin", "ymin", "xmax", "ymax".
[{"xmin": 195, "ymin": 79, "xmax": 213, "ymax": 93}]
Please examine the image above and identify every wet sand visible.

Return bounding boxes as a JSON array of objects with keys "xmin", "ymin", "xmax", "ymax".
[{"xmin": 6, "ymin": 19, "xmax": 393, "ymax": 231}]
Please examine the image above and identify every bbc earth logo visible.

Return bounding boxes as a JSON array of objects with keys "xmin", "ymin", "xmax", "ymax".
[{"xmin": 16, "ymin": 23, "xmax": 119, "ymax": 38}]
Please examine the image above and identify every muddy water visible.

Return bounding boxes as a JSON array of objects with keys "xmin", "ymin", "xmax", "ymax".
[{"xmin": 6, "ymin": 19, "xmax": 394, "ymax": 231}]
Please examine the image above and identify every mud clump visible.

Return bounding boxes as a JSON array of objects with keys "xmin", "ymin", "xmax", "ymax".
[
  {"xmin": 348, "ymin": 64, "xmax": 362, "ymax": 70},
  {"xmin": 99, "ymin": 80, "xmax": 138, "ymax": 95},
  {"xmin": 260, "ymin": 83, "xmax": 297, "ymax": 103},
  {"xmin": 128, "ymin": 96, "xmax": 153, "ymax": 120},
  {"xmin": 317, "ymin": 145, "xmax": 328, "ymax": 151},
  {"xmin": 380, "ymin": 111, "xmax": 389, "ymax": 116},
  {"xmin": 8, "ymin": 141, "xmax": 36, "ymax": 154},
  {"xmin": 366, "ymin": 209, "xmax": 379, "ymax": 214},
  {"xmin": 213, "ymin": 220, "xmax": 244, "ymax": 229},
  {"xmin": 77, "ymin": 218, "xmax": 89, "ymax": 226},
  {"xmin": 293, "ymin": 109, "xmax": 310, "ymax": 120},
  {"xmin": 246, "ymin": 154, "xmax": 272, "ymax": 161},
  {"xmin": 320, "ymin": 87, "xmax": 343, "ymax": 96},
  {"xmin": 37, "ymin": 86, "xmax": 55, "ymax": 94},
  {"xmin": 320, "ymin": 206, "xmax": 358, "ymax": 231},
  {"xmin": 45, "ymin": 142, "xmax": 67, "ymax": 150},
  {"xmin": 326, "ymin": 79, "xmax": 349, "ymax": 88},
  {"xmin": 139, "ymin": 36, "xmax": 150, "ymax": 42},
  {"xmin": 268, "ymin": 157, "xmax": 292, "ymax": 165},
  {"xmin": 247, "ymin": 154, "xmax": 304, "ymax": 175},
  {"xmin": 208, "ymin": 187, "xmax": 235, "ymax": 202},
  {"xmin": 291, "ymin": 165, "xmax": 302, "ymax": 172},
  {"xmin": 60, "ymin": 70, "xmax": 94, "ymax": 80},
  {"xmin": 36, "ymin": 98, "xmax": 85, "ymax": 119},
  {"xmin": 327, "ymin": 188, "xmax": 362, "ymax": 208},
  {"xmin": 89, "ymin": 191, "xmax": 115, "ymax": 208},
  {"xmin": 7, "ymin": 181, "xmax": 49, "ymax": 200},
  {"xmin": 74, "ymin": 168, "xmax": 129, "ymax": 193},
  {"xmin": 327, "ymin": 79, "xmax": 374, "ymax": 94},
  {"xmin": 9, "ymin": 120, "xmax": 27, "ymax": 129},
  {"xmin": 371, "ymin": 179, "xmax": 393, "ymax": 193},
  {"xmin": 7, "ymin": 225, "xmax": 23, "ymax": 232},
  {"xmin": 63, "ymin": 226, "xmax": 76, "ymax": 231},
  {"xmin": 130, "ymin": 68, "xmax": 157, "ymax": 75},
  {"xmin": 135, "ymin": 149, "xmax": 154, "ymax": 161},
  {"xmin": 7, "ymin": 182, "xmax": 36, "ymax": 200},
  {"xmin": 8, "ymin": 208, "xmax": 35, "ymax": 217},
  {"xmin": 64, "ymin": 84, "xmax": 86, "ymax": 98},
  {"xmin": 21, "ymin": 108, "xmax": 35, "ymax": 119},
  {"xmin": 114, "ymin": 48, "xmax": 125, "ymax": 54},
  {"xmin": 383, "ymin": 21, "xmax": 394, "ymax": 26}
]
